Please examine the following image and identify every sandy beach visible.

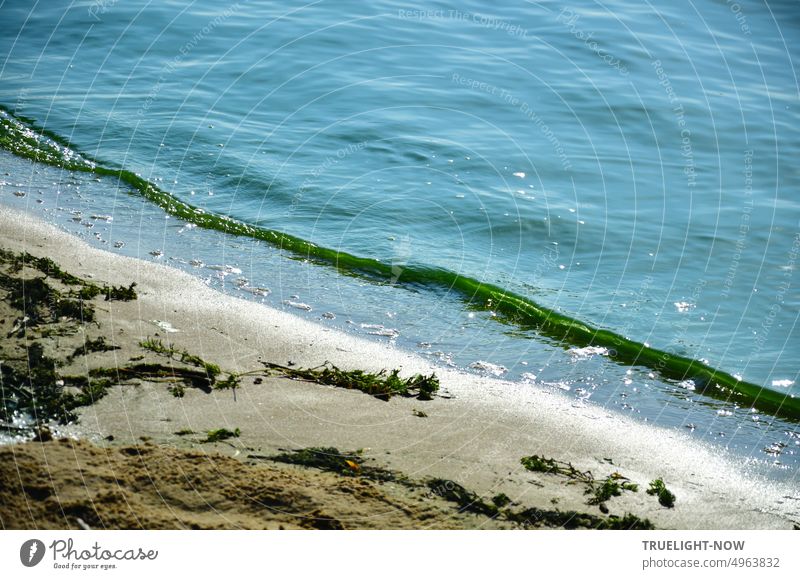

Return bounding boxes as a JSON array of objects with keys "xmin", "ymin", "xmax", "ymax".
[{"xmin": 0, "ymin": 205, "xmax": 797, "ymax": 530}]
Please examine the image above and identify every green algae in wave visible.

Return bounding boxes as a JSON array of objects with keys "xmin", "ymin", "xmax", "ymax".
[{"xmin": 1, "ymin": 106, "xmax": 797, "ymax": 421}]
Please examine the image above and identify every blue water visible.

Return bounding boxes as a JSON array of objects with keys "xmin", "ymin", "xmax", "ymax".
[{"xmin": 1, "ymin": 0, "xmax": 798, "ymax": 476}]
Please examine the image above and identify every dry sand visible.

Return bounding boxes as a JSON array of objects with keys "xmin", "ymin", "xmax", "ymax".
[
  {"xmin": 0, "ymin": 439, "xmax": 515, "ymax": 530},
  {"xmin": 0, "ymin": 205, "xmax": 798, "ymax": 529}
]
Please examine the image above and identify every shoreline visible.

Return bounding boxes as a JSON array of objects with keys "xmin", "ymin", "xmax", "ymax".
[{"xmin": 0, "ymin": 204, "xmax": 797, "ymax": 529}]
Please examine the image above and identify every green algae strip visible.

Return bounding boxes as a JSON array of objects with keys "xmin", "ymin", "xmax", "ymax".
[{"xmin": 2, "ymin": 106, "xmax": 797, "ymax": 421}]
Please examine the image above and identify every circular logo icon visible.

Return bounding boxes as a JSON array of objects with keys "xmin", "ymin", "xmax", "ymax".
[{"xmin": 20, "ymin": 539, "xmax": 46, "ymax": 567}]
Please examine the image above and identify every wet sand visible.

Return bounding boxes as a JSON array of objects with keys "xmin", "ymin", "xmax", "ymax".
[{"xmin": 0, "ymin": 205, "xmax": 797, "ymax": 529}]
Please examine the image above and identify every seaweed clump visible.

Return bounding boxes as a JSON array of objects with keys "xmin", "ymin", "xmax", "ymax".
[
  {"xmin": 262, "ymin": 362, "xmax": 439, "ymax": 401},
  {"xmin": 269, "ymin": 447, "xmax": 401, "ymax": 483},
  {"xmin": 68, "ymin": 337, "xmax": 120, "ymax": 362},
  {"xmin": 0, "ymin": 248, "xmax": 137, "ymax": 306},
  {"xmin": 0, "ymin": 343, "xmax": 112, "ymax": 424},
  {"xmin": 267, "ymin": 447, "xmax": 654, "ymax": 530},
  {"xmin": 520, "ymin": 454, "xmax": 639, "ymax": 508},
  {"xmin": 426, "ymin": 477, "xmax": 651, "ymax": 529},
  {"xmin": 138, "ymin": 337, "xmax": 240, "ymax": 395},
  {"xmin": 203, "ymin": 428, "xmax": 240, "ymax": 443},
  {"xmin": 647, "ymin": 478, "xmax": 676, "ymax": 508},
  {"xmin": 0, "ymin": 271, "xmax": 95, "ymax": 325}
]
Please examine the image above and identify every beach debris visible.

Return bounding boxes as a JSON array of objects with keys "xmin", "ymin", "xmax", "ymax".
[
  {"xmin": 103, "ymin": 282, "xmax": 137, "ymax": 301},
  {"xmin": 366, "ymin": 326, "xmax": 399, "ymax": 338},
  {"xmin": 239, "ymin": 285, "xmax": 270, "ymax": 297},
  {"xmin": 763, "ymin": 442, "xmax": 786, "ymax": 457},
  {"xmin": 574, "ymin": 387, "xmax": 591, "ymax": 400},
  {"xmin": 207, "ymin": 264, "xmax": 242, "ymax": 275},
  {"xmin": 283, "ymin": 300, "xmax": 312, "ymax": 311},
  {"xmin": 469, "ymin": 360, "xmax": 507, "ymax": 376},
  {"xmin": 150, "ymin": 320, "xmax": 179, "ymax": 333},
  {"xmin": 646, "ymin": 478, "xmax": 676, "ymax": 508},
  {"xmin": 203, "ymin": 427, "xmax": 240, "ymax": 443},
  {"xmin": 412, "ymin": 409, "xmax": 428, "ymax": 418},
  {"xmin": 262, "ymin": 362, "xmax": 439, "ymax": 401}
]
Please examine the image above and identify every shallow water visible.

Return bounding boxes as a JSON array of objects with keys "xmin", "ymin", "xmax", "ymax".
[{"xmin": 0, "ymin": 1, "xmax": 798, "ymax": 479}]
